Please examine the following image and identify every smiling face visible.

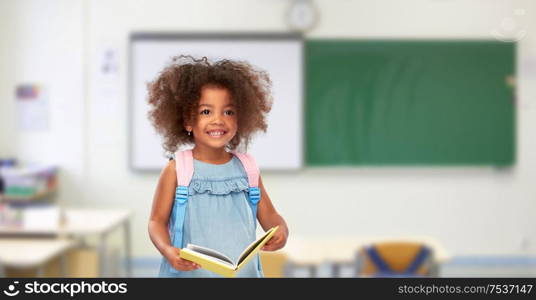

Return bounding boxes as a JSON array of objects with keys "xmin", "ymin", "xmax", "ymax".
[{"xmin": 185, "ymin": 86, "xmax": 237, "ymax": 151}]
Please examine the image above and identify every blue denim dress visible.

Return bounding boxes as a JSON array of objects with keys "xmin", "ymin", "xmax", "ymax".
[{"xmin": 159, "ymin": 155, "xmax": 263, "ymax": 277}]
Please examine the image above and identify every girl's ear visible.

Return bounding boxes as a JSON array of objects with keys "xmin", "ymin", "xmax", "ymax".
[{"xmin": 183, "ymin": 116, "xmax": 192, "ymax": 131}]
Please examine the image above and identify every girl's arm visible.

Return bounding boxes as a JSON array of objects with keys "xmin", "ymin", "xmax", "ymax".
[
  {"xmin": 148, "ymin": 160, "xmax": 199, "ymax": 271},
  {"xmin": 256, "ymin": 176, "xmax": 289, "ymax": 251}
]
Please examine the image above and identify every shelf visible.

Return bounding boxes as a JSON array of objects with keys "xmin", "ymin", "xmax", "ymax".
[{"xmin": 0, "ymin": 185, "xmax": 58, "ymax": 203}]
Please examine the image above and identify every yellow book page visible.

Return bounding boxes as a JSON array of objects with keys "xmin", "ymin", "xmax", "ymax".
[
  {"xmin": 236, "ymin": 226, "xmax": 279, "ymax": 271},
  {"xmin": 179, "ymin": 249, "xmax": 237, "ymax": 277},
  {"xmin": 179, "ymin": 226, "xmax": 279, "ymax": 278}
]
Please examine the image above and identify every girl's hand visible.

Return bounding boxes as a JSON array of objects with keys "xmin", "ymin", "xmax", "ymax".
[
  {"xmin": 163, "ymin": 246, "xmax": 201, "ymax": 271},
  {"xmin": 261, "ymin": 229, "xmax": 287, "ymax": 251}
]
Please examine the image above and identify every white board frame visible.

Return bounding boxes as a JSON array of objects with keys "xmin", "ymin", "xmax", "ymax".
[{"xmin": 128, "ymin": 33, "xmax": 304, "ymax": 172}]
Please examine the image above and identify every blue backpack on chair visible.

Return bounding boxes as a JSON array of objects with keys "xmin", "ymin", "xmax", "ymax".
[{"xmin": 364, "ymin": 244, "xmax": 432, "ymax": 277}]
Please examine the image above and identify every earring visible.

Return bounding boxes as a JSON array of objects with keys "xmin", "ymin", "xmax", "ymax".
[{"xmin": 187, "ymin": 131, "xmax": 192, "ymax": 136}]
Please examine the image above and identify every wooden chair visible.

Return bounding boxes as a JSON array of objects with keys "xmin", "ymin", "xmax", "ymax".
[{"xmin": 355, "ymin": 241, "xmax": 437, "ymax": 277}]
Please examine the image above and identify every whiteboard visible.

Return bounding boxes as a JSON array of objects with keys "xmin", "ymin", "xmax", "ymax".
[{"xmin": 129, "ymin": 34, "xmax": 303, "ymax": 171}]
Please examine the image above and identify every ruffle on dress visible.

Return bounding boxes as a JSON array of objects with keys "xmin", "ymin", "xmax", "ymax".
[{"xmin": 188, "ymin": 177, "xmax": 249, "ymax": 196}]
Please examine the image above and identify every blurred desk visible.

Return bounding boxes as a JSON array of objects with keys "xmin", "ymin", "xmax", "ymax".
[
  {"xmin": 62, "ymin": 209, "xmax": 132, "ymax": 277},
  {"xmin": 0, "ymin": 208, "xmax": 132, "ymax": 277},
  {"xmin": 282, "ymin": 236, "xmax": 450, "ymax": 277},
  {"xmin": 0, "ymin": 238, "xmax": 74, "ymax": 277}
]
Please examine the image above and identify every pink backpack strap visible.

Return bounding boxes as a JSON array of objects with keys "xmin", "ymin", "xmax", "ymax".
[
  {"xmin": 175, "ymin": 150, "xmax": 194, "ymax": 186},
  {"xmin": 233, "ymin": 151, "xmax": 261, "ymax": 229},
  {"xmin": 232, "ymin": 151, "xmax": 263, "ymax": 273},
  {"xmin": 232, "ymin": 152, "xmax": 259, "ymax": 187},
  {"xmin": 167, "ymin": 149, "xmax": 193, "ymax": 262}
]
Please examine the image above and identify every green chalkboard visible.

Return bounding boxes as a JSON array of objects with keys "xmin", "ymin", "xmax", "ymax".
[{"xmin": 306, "ymin": 40, "xmax": 515, "ymax": 166}]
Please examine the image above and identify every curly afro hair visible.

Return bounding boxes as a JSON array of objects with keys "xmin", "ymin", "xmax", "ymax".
[{"xmin": 147, "ymin": 55, "xmax": 273, "ymax": 154}]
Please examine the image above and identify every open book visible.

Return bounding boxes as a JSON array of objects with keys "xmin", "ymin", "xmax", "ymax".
[{"xmin": 179, "ymin": 226, "xmax": 279, "ymax": 277}]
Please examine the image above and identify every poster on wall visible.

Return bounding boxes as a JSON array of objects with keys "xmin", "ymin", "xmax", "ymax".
[{"xmin": 16, "ymin": 84, "xmax": 48, "ymax": 131}]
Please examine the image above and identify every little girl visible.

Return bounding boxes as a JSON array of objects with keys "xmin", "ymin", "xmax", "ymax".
[{"xmin": 147, "ymin": 55, "xmax": 289, "ymax": 278}]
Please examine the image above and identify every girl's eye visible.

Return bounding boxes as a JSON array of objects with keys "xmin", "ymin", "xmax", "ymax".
[
  {"xmin": 225, "ymin": 110, "xmax": 235, "ymax": 116},
  {"xmin": 200, "ymin": 109, "xmax": 210, "ymax": 115}
]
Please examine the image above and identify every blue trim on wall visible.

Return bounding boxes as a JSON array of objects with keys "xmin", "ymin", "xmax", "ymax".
[
  {"xmin": 128, "ymin": 257, "xmax": 161, "ymax": 267},
  {"xmin": 446, "ymin": 256, "xmax": 536, "ymax": 267}
]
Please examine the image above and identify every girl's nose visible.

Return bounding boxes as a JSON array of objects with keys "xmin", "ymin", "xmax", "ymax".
[{"xmin": 211, "ymin": 115, "xmax": 224, "ymax": 125}]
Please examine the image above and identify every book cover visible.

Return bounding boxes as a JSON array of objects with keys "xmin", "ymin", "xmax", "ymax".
[{"xmin": 179, "ymin": 226, "xmax": 279, "ymax": 277}]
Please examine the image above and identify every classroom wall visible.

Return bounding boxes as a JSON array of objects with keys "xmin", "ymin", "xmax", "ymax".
[
  {"xmin": 0, "ymin": 0, "xmax": 87, "ymax": 206},
  {"xmin": 1, "ymin": 0, "xmax": 536, "ymax": 258}
]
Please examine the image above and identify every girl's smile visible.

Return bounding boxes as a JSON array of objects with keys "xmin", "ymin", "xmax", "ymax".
[{"xmin": 206, "ymin": 129, "xmax": 228, "ymax": 138}]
